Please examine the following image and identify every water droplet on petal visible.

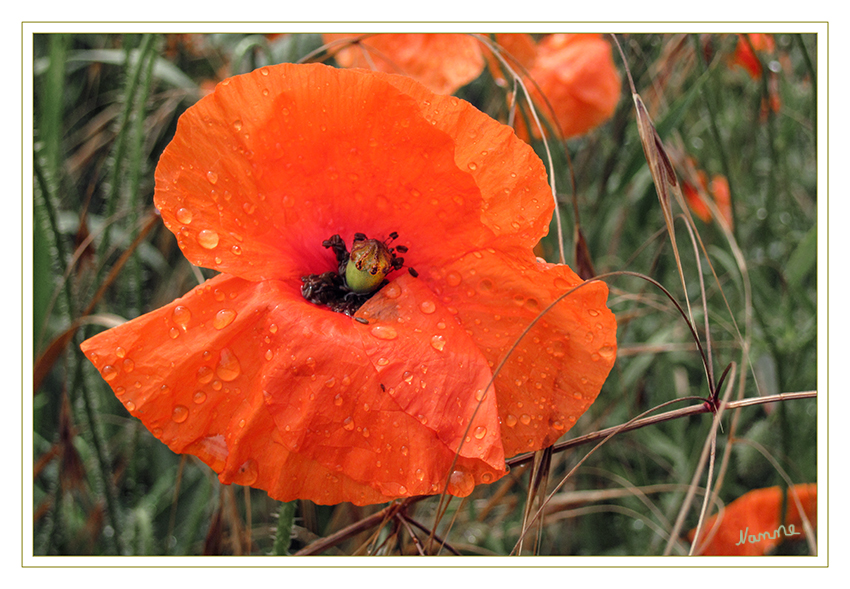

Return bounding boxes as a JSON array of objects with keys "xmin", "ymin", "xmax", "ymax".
[
  {"xmin": 520, "ymin": 414, "xmax": 531, "ymax": 425},
  {"xmin": 115, "ymin": 346, "xmax": 126, "ymax": 359},
  {"xmin": 233, "ymin": 119, "xmax": 243, "ymax": 131},
  {"xmin": 216, "ymin": 348, "xmax": 241, "ymax": 381},
  {"xmin": 122, "ymin": 358, "xmax": 134, "ymax": 373},
  {"xmin": 599, "ymin": 345, "xmax": 616, "ymax": 359},
  {"xmin": 370, "ymin": 325, "xmax": 398, "ymax": 340},
  {"xmin": 505, "ymin": 414, "xmax": 517, "ymax": 427},
  {"xmin": 193, "ymin": 391, "xmax": 207, "ymax": 404},
  {"xmin": 169, "ymin": 327, "xmax": 180, "ymax": 339},
  {"xmin": 206, "ymin": 170, "xmax": 218, "ymax": 184},
  {"xmin": 430, "ymin": 335, "xmax": 446, "ymax": 351},
  {"xmin": 447, "ymin": 470, "xmax": 474, "ymax": 497},
  {"xmin": 334, "ymin": 394, "xmax": 343, "ymax": 406},
  {"xmin": 382, "ymin": 281, "xmax": 402, "ymax": 299},
  {"xmin": 446, "ymin": 271, "xmax": 462, "ymax": 287},
  {"xmin": 213, "ymin": 308, "xmax": 237, "ymax": 330},
  {"xmin": 101, "ymin": 365, "xmax": 118, "ymax": 381},
  {"xmin": 343, "ymin": 417, "xmax": 355, "ymax": 431},
  {"xmin": 172, "ymin": 305, "xmax": 192, "ymax": 330},
  {"xmin": 474, "ymin": 426, "xmax": 487, "ymax": 439},
  {"xmin": 197, "ymin": 365, "xmax": 213, "ymax": 384},
  {"xmin": 197, "ymin": 229, "xmax": 220, "ymax": 249},
  {"xmin": 125, "ymin": 400, "xmax": 135, "ymax": 411},
  {"xmin": 419, "ymin": 300, "xmax": 436, "ymax": 314},
  {"xmin": 176, "ymin": 208, "xmax": 193, "ymax": 224},
  {"xmin": 172, "ymin": 405, "xmax": 189, "ymax": 423}
]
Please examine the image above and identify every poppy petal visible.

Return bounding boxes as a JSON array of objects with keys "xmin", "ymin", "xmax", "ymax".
[
  {"xmin": 421, "ymin": 248, "xmax": 616, "ymax": 457},
  {"xmin": 155, "ymin": 63, "xmax": 551, "ymax": 283},
  {"xmin": 81, "ymin": 272, "xmax": 506, "ymax": 503},
  {"xmin": 261, "ymin": 273, "xmax": 506, "ymax": 498},
  {"xmin": 324, "ymin": 34, "xmax": 485, "ymax": 95}
]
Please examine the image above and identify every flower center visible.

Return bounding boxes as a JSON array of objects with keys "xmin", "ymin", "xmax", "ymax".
[{"xmin": 301, "ymin": 232, "xmax": 408, "ymax": 316}]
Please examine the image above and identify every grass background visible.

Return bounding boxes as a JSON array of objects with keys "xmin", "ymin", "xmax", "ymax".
[{"xmin": 31, "ymin": 31, "xmax": 818, "ymax": 557}]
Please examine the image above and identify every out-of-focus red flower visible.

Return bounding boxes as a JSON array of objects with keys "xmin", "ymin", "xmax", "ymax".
[
  {"xmin": 80, "ymin": 63, "xmax": 617, "ymax": 506},
  {"xmin": 322, "ymin": 33, "xmax": 485, "ymax": 95},
  {"xmin": 730, "ymin": 34, "xmax": 781, "ymax": 116},
  {"xmin": 731, "ymin": 34, "xmax": 776, "ymax": 79},
  {"xmin": 689, "ymin": 484, "xmax": 816, "ymax": 556},
  {"xmin": 681, "ymin": 159, "xmax": 734, "ymax": 231},
  {"xmin": 484, "ymin": 33, "xmax": 538, "ymax": 85},
  {"xmin": 523, "ymin": 34, "xmax": 621, "ymax": 139}
]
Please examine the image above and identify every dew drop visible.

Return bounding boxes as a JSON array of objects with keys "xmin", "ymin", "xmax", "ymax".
[
  {"xmin": 376, "ymin": 357, "xmax": 389, "ymax": 367},
  {"xmin": 115, "ymin": 346, "xmax": 126, "ymax": 359},
  {"xmin": 430, "ymin": 334, "xmax": 446, "ymax": 351},
  {"xmin": 231, "ymin": 245, "xmax": 242, "ymax": 255},
  {"xmin": 481, "ymin": 472, "xmax": 494, "ymax": 483},
  {"xmin": 505, "ymin": 414, "xmax": 518, "ymax": 427},
  {"xmin": 216, "ymin": 348, "xmax": 241, "ymax": 381},
  {"xmin": 197, "ymin": 229, "xmax": 220, "ymax": 249},
  {"xmin": 467, "ymin": 162, "xmax": 478, "ymax": 171},
  {"xmin": 446, "ymin": 271, "xmax": 462, "ymax": 287},
  {"xmin": 334, "ymin": 393, "xmax": 343, "ymax": 406},
  {"xmin": 101, "ymin": 365, "xmax": 118, "ymax": 381},
  {"xmin": 415, "ymin": 469, "xmax": 424, "ymax": 481},
  {"xmin": 125, "ymin": 400, "xmax": 136, "ymax": 411},
  {"xmin": 474, "ymin": 426, "xmax": 487, "ymax": 440},
  {"xmin": 269, "ymin": 323, "xmax": 278, "ymax": 334},
  {"xmin": 418, "ymin": 300, "xmax": 436, "ymax": 315},
  {"xmin": 233, "ymin": 119, "xmax": 243, "ymax": 131},
  {"xmin": 122, "ymin": 358, "xmax": 135, "ymax": 373},
  {"xmin": 370, "ymin": 325, "xmax": 398, "ymax": 340},
  {"xmin": 520, "ymin": 414, "xmax": 531, "ymax": 425},
  {"xmin": 382, "ymin": 281, "xmax": 402, "ymax": 299},
  {"xmin": 176, "ymin": 208, "xmax": 193, "ymax": 224},
  {"xmin": 197, "ymin": 365, "xmax": 214, "ymax": 384},
  {"xmin": 599, "ymin": 345, "xmax": 616, "ymax": 359},
  {"xmin": 324, "ymin": 377, "xmax": 336, "ymax": 388},
  {"xmin": 400, "ymin": 445, "xmax": 409, "ymax": 456},
  {"xmin": 169, "ymin": 327, "xmax": 180, "ymax": 339},
  {"xmin": 115, "ymin": 386, "xmax": 125, "ymax": 396},
  {"xmin": 206, "ymin": 170, "xmax": 218, "ymax": 185},
  {"xmin": 193, "ymin": 391, "xmax": 207, "ymax": 404},
  {"xmin": 588, "ymin": 308, "xmax": 600, "ymax": 317},
  {"xmin": 447, "ymin": 470, "xmax": 474, "ymax": 497},
  {"xmin": 264, "ymin": 349, "xmax": 273, "ymax": 361},
  {"xmin": 213, "ymin": 308, "xmax": 237, "ymax": 330},
  {"xmin": 172, "ymin": 307, "xmax": 193, "ymax": 332},
  {"xmin": 343, "ymin": 417, "xmax": 355, "ymax": 431},
  {"xmin": 172, "ymin": 405, "xmax": 189, "ymax": 423}
]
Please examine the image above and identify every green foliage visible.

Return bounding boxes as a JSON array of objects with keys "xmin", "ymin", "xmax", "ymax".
[{"xmin": 31, "ymin": 32, "xmax": 817, "ymax": 556}]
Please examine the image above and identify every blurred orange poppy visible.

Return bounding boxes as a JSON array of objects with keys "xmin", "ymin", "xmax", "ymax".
[
  {"xmin": 731, "ymin": 34, "xmax": 776, "ymax": 79},
  {"xmin": 689, "ymin": 484, "xmax": 816, "ymax": 556},
  {"xmin": 682, "ymin": 165, "xmax": 733, "ymax": 230},
  {"xmin": 322, "ymin": 33, "xmax": 485, "ymax": 95},
  {"xmin": 80, "ymin": 63, "xmax": 617, "ymax": 505},
  {"xmin": 523, "ymin": 34, "xmax": 621, "ymax": 139}
]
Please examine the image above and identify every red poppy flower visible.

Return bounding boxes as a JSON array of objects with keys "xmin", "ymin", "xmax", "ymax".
[
  {"xmin": 688, "ymin": 484, "xmax": 817, "ymax": 556},
  {"xmin": 80, "ymin": 63, "xmax": 617, "ymax": 506},
  {"xmin": 682, "ymin": 161, "xmax": 733, "ymax": 230},
  {"xmin": 731, "ymin": 34, "xmax": 776, "ymax": 80},
  {"xmin": 523, "ymin": 34, "xmax": 621, "ymax": 139},
  {"xmin": 323, "ymin": 33, "xmax": 485, "ymax": 95}
]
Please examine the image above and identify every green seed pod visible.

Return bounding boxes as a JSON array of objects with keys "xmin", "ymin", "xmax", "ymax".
[{"xmin": 345, "ymin": 239, "xmax": 394, "ymax": 293}]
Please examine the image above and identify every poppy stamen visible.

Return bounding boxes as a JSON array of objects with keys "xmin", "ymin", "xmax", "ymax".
[{"xmin": 301, "ymin": 232, "xmax": 409, "ymax": 316}]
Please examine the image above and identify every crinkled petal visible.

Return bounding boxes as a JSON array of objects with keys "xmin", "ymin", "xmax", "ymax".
[
  {"xmin": 380, "ymin": 72, "xmax": 554, "ymax": 250},
  {"xmin": 155, "ymin": 63, "xmax": 553, "ymax": 283},
  {"xmin": 261, "ymin": 273, "xmax": 505, "ymax": 498},
  {"xmin": 420, "ymin": 248, "xmax": 617, "ymax": 457},
  {"xmin": 80, "ymin": 272, "xmax": 505, "ymax": 504},
  {"xmin": 324, "ymin": 33, "xmax": 485, "ymax": 95}
]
